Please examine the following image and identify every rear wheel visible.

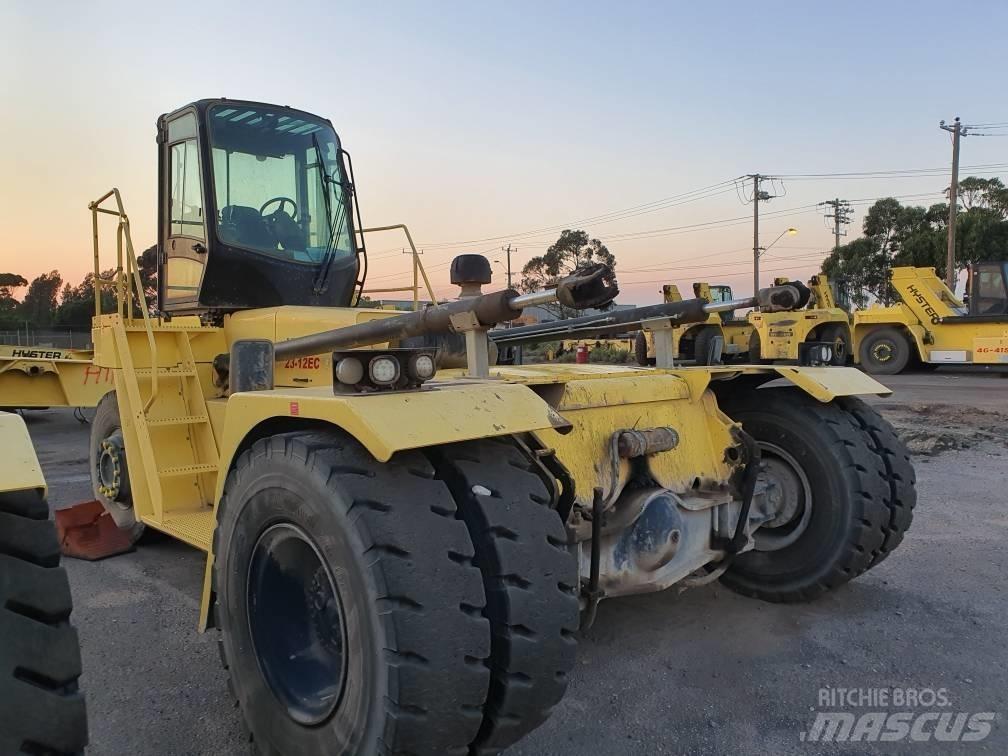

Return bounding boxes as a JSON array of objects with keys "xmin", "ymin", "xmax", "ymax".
[
  {"xmin": 859, "ymin": 327, "xmax": 911, "ymax": 375},
  {"xmin": 818, "ymin": 323, "xmax": 850, "ymax": 366},
  {"xmin": 428, "ymin": 439, "xmax": 578, "ymax": 755},
  {"xmin": 89, "ymin": 392, "xmax": 144, "ymax": 542},
  {"xmin": 0, "ymin": 488, "xmax": 87, "ymax": 755},
  {"xmin": 693, "ymin": 326, "xmax": 722, "ymax": 365},
  {"xmin": 214, "ymin": 431, "xmax": 491, "ymax": 756},
  {"xmin": 717, "ymin": 388, "xmax": 911, "ymax": 602}
]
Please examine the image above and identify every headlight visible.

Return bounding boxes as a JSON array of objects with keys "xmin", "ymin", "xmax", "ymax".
[
  {"xmin": 335, "ymin": 357, "xmax": 364, "ymax": 385},
  {"xmin": 369, "ymin": 356, "xmax": 400, "ymax": 385},
  {"xmin": 409, "ymin": 353, "xmax": 436, "ymax": 381}
]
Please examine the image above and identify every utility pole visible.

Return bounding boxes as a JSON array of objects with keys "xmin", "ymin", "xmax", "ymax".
[
  {"xmin": 820, "ymin": 198, "xmax": 853, "ymax": 253},
  {"xmin": 502, "ymin": 244, "xmax": 513, "ymax": 290},
  {"xmin": 745, "ymin": 175, "xmax": 777, "ymax": 294},
  {"xmin": 940, "ymin": 117, "xmax": 968, "ymax": 289}
]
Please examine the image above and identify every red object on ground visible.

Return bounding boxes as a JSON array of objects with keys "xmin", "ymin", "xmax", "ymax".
[
  {"xmin": 575, "ymin": 344, "xmax": 589, "ymax": 364},
  {"xmin": 55, "ymin": 500, "xmax": 134, "ymax": 560}
]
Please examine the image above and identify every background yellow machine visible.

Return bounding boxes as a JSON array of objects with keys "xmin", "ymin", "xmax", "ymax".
[
  {"xmin": 854, "ymin": 264, "xmax": 1008, "ymax": 374},
  {"xmin": 86, "ymin": 98, "xmax": 916, "ymax": 756},
  {"xmin": 747, "ymin": 274, "xmax": 851, "ymax": 365},
  {"xmin": 635, "ymin": 275, "xmax": 850, "ymax": 367},
  {"xmin": 633, "ymin": 282, "xmax": 753, "ymax": 365},
  {"xmin": 0, "ymin": 345, "xmax": 111, "ymax": 410},
  {"xmin": 0, "ymin": 412, "xmax": 88, "ymax": 754}
]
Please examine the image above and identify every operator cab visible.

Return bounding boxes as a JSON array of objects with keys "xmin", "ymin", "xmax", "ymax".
[
  {"xmin": 158, "ymin": 99, "xmax": 364, "ymax": 315},
  {"xmin": 968, "ymin": 261, "xmax": 1008, "ymax": 316}
]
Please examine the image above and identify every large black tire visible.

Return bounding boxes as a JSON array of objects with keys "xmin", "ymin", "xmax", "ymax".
[
  {"xmin": 859, "ymin": 327, "xmax": 911, "ymax": 375},
  {"xmin": 89, "ymin": 392, "xmax": 144, "ymax": 541},
  {"xmin": 213, "ymin": 431, "xmax": 490, "ymax": 756},
  {"xmin": 0, "ymin": 488, "xmax": 88, "ymax": 754},
  {"xmin": 427, "ymin": 439, "xmax": 578, "ymax": 755},
  {"xmin": 716, "ymin": 388, "xmax": 913, "ymax": 602},
  {"xmin": 693, "ymin": 326, "xmax": 723, "ymax": 366},
  {"xmin": 633, "ymin": 331, "xmax": 653, "ymax": 366},
  {"xmin": 747, "ymin": 330, "xmax": 766, "ymax": 364},
  {"xmin": 838, "ymin": 397, "xmax": 916, "ymax": 567},
  {"xmin": 818, "ymin": 323, "xmax": 851, "ymax": 366}
]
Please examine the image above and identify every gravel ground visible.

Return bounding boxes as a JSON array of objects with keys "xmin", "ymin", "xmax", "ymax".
[{"xmin": 23, "ymin": 370, "xmax": 1008, "ymax": 755}]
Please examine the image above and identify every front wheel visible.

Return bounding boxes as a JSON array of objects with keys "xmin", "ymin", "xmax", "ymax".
[
  {"xmin": 633, "ymin": 331, "xmax": 654, "ymax": 366},
  {"xmin": 213, "ymin": 431, "xmax": 491, "ymax": 756},
  {"xmin": 859, "ymin": 327, "xmax": 911, "ymax": 375},
  {"xmin": 716, "ymin": 388, "xmax": 915, "ymax": 602}
]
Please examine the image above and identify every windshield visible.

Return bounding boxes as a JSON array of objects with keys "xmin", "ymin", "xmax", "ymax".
[{"xmin": 207, "ymin": 105, "xmax": 353, "ymax": 265}]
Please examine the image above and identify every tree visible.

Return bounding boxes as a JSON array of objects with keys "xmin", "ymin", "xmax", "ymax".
[
  {"xmin": 54, "ymin": 272, "xmax": 117, "ymax": 328},
  {"xmin": 519, "ymin": 229, "xmax": 616, "ymax": 318},
  {"xmin": 0, "ymin": 274, "xmax": 27, "ymax": 330},
  {"xmin": 823, "ymin": 176, "xmax": 1008, "ymax": 306},
  {"xmin": 19, "ymin": 271, "xmax": 63, "ymax": 328},
  {"xmin": 137, "ymin": 245, "xmax": 158, "ymax": 306}
]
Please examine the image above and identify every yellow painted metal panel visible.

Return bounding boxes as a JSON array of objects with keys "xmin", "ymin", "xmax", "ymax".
[
  {"xmin": 973, "ymin": 336, "xmax": 1008, "ymax": 364},
  {"xmin": 0, "ymin": 412, "xmax": 46, "ymax": 493},
  {"xmin": 770, "ymin": 366, "xmax": 891, "ymax": 402},
  {"xmin": 212, "ymin": 381, "xmax": 572, "ymax": 501},
  {"xmin": 0, "ymin": 346, "xmax": 114, "ymax": 408}
]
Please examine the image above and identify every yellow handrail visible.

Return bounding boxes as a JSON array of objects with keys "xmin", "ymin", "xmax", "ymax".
[
  {"xmin": 359, "ymin": 224, "xmax": 437, "ymax": 310},
  {"xmin": 89, "ymin": 189, "xmax": 160, "ymax": 410}
]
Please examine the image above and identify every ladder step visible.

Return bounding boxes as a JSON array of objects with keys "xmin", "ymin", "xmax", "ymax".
[
  {"xmin": 159, "ymin": 463, "xmax": 218, "ymax": 478},
  {"xmin": 134, "ymin": 365, "xmax": 197, "ymax": 377},
  {"xmin": 158, "ymin": 509, "xmax": 216, "ymax": 552},
  {"xmin": 146, "ymin": 415, "xmax": 210, "ymax": 427}
]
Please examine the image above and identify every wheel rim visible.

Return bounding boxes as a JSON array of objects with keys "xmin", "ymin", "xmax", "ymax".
[
  {"xmin": 870, "ymin": 340, "xmax": 894, "ymax": 364},
  {"xmin": 247, "ymin": 523, "xmax": 347, "ymax": 725},
  {"xmin": 832, "ymin": 335, "xmax": 847, "ymax": 361},
  {"xmin": 96, "ymin": 430, "xmax": 126, "ymax": 501},
  {"xmin": 754, "ymin": 442, "xmax": 813, "ymax": 551}
]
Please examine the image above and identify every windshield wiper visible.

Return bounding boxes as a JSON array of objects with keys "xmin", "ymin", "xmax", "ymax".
[{"xmin": 311, "ymin": 135, "xmax": 351, "ymax": 295}]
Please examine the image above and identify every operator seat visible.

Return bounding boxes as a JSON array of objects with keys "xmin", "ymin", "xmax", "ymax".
[{"xmin": 219, "ymin": 205, "xmax": 274, "ymax": 250}]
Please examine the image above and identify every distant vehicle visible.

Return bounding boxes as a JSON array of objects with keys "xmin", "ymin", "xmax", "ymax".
[{"xmin": 853, "ymin": 264, "xmax": 1008, "ymax": 374}]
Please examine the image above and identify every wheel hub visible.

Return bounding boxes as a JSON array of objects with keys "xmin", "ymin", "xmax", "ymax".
[
  {"xmin": 247, "ymin": 523, "xmax": 347, "ymax": 725},
  {"xmin": 753, "ymin": 442, "xmax": 813, "ymax": 551},
  {"xmin": 96, "ymin": 431, "xmax": 126, "ymax": 501},
  {"xmin": 872, "ymin": 341, "xmax": 893, "ymax": 362}
]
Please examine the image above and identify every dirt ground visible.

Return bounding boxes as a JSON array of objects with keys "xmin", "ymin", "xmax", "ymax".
[{"xmin": 21, "ymin": 368, "xmax": 1008, "ymax": 755}]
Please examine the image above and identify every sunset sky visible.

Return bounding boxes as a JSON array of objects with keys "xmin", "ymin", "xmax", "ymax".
[{"xmin": 2, "ymin": 1, "xmax": 1006, "ymax": 304}]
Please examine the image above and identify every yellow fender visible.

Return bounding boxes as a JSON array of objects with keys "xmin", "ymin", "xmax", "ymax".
[{"xmin": 210, "ymin": 381, "xmax": 572, "ymax": 505}]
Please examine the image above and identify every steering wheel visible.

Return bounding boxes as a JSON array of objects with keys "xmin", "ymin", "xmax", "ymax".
[{"xmin": 259, "ymin": 196, "xmax": 298, "ymax": 219}]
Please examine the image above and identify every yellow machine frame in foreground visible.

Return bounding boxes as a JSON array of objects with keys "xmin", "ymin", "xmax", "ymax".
[{"xmin": 88, "ymin": 190, "xmax": 890, "ymax": 632}]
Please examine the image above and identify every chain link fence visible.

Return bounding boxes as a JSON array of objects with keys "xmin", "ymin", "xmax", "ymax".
[{"xmin": 0, "ymin": 328, "xmax": 92, "ymax": 349}]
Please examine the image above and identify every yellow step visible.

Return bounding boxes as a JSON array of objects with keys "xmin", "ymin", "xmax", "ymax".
[
  {"xmin": 146, "ymin": 414, "xmax": 209, "ymax": 427},
  {"xmin": 158, "ymin": 509, "xmax": 215, "ymax": 551},
  {"xmin": 159, "ymin": 463, "xmax": 218, "ymax": 478}
]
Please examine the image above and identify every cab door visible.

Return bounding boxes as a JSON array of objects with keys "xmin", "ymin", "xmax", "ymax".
[
  {"xmin": 970, "ymin": 262, "xmax": 1008, "ymax": 316},
  {"xmin": 160, "ymin": 111, "xmax": 208, "ymax": 311}
]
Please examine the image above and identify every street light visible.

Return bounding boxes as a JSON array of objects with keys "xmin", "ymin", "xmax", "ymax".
[
  {"xmin": 759, "ymin": 227, "xmax": 798, "ymax": 257},
  {"xmin": 753, "ymin": 227, "xmax": 797, "ymax": 306}
]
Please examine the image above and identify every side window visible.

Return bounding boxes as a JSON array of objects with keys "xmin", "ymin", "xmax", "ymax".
[{"xmin": 169, "ymin": 139, "xmax": 206, "ymax": 241}]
